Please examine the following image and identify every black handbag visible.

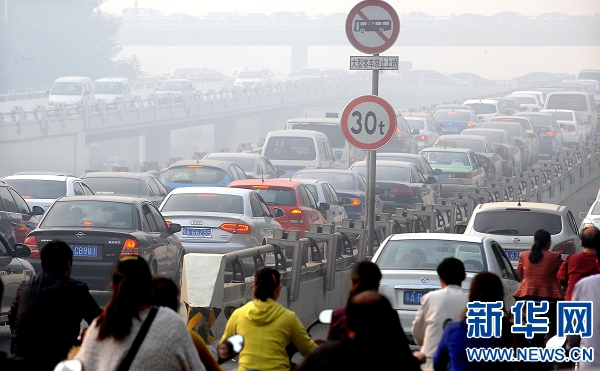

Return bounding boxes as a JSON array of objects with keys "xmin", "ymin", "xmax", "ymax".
[{"xmin": 116, "ymin": 306, "xmax": 159, "ymax": 371}]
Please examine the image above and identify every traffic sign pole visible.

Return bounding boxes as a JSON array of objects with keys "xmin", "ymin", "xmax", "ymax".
[{"xmin": 366, "ymin": 54, "xmax": 379, "ymax": 257}]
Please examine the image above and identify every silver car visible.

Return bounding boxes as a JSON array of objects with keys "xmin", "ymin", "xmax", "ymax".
[
  {"xmin": 373, "ymin": 233, "xmax": 519, "ymax": 337},
  {"xmin": 293, "ymin": 179, "xmax": 348, "ymax": 226},
  {"xmin": 159, "ymin": 187, "xmax": 284, "ymax": 254}
]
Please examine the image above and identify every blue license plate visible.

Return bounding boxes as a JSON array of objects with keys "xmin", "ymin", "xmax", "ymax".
[
  {"xmin": 436, "ymin": 173, "xmax": 450, "ymax": 178},
  {"xmin": 182, "ymin": 227, "xmax": 212, "ymax": 238},
  {"xmin": 505, "ymin": 250, "xmax": 521, "ymax": 260},
  {"xmin": 443, "ymin": 127, "xmax": 458, "ymax": 132},
  {"xmin": 71, "ymin": 245, "xmax": 98, "ymax": 257},
  {"xmin": 403, "ymin": 290, "xmax": 429, "ymax": 305}
]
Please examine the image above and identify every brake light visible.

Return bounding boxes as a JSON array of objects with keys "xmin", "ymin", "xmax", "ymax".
[
  {"xmin": 166, "ymin": 221, "xmax": 172, "ymax": 228},
  {"xmin": 396, "ymin": 127, "xmax": 402, "ymax": 133},
  {"xmin": 452, "ymin": 173, "xmax": 473, "ymax": 178},
  {"xmin": 414, "ymin": 135, "xmax": 428, "ymax": 142},
  {"xmin": 466, "ymin": 122, "xmax": 474, "ymax": 128},
  {"xmin": 120, "ymin": 239, "xmax": 140, "ymax": 257},
  {"xmin": 497, "ymin": 145, "xmax": 508, "ymax": 156},
  {"xmin": 24, "ymin": 236, "xmax": 39, "ymax": 258},
  {"xmin": 252, "ymin": 185, "xmax": 269, "ymax": 189},
  {"xmin": 187, "ymin": 165, "xmax": 203, "ymax": 168},
  {"xmin": 540, "ymin": 131, "xmax": 554, "ymax": 137},
  {"xmin": 219, "ymin": 223, "xmax": 251, "ymax": 234},
  {"xmin": 289, "ymin": 209, "xmax": 304, "ymax": 224},
  {"xmin": 391, "ymin": 187, "xmax": 413, "ymax": 195},
  {"xmin": 164, "ymin": 185, "xmax": 172, "ymax": 193},
  {"xmin": 196, "ymin": 194, "xmax": 216, "ymax": 197},
  {"xmin": 83, "ymin": 221, "xmax": 94, "ymax": 226},
  {"xmin": 350, "ymin": 157, "xmax": 355, "ymax": 163},
  {"xmin": 553, "ymin": 240, "xmax": 576, "ymax": 256},
  {"xmin": 351, "ymin": 198, "xmax": 361, "ymax": 206}
]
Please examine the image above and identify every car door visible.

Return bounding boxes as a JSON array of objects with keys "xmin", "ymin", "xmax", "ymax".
[
  {"xmin": 249, "ymin": 193, "xmax": 270, "ymax": 244},
  {"xmin": 325, "ymin": 183, "xmax": 347, "ymax": 224},
  {"xmin": 146, "ymin": 178, "xmax": 163, "ymax": 207},
  {"xmin": 490, "ymin": 241, "xmax": 520, "ymax": 306},
  {"xmin": 149, "ymin": 204, "xmax": 180, "ymax": 276},
  {"xmin": 0, "ymin": 187, "xmax": 31, "ymax": 244},
  {"xmin": 485, "ymin": 139, "xmax": 502, "ymax": 179},
  {"xmin": 141, "ymin": 203, "xmax": 170, "ymax": 275},
  {"xmin": 0, "ymin": 238, "xmax": 25, "ymax": 317},
  {"xmin": 319, "ymin": 183, "xmax": 336, "ymax": 224},
  {"xmin": 256, "ymin": 193, "xmax": 281, "ymax": 236},
  {"xmin": 468, "ymin": 152, "xmax": 485, "ymax": 185},
  {"xmin": 298, "ymin": 185, "xmax": 323, "ymax": 224}
]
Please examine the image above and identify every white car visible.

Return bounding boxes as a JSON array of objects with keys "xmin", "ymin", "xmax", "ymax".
[
  {"xmin": 234, "ymin": 67, "xmax": 289, "ymax": 88},
  {"xmin": 463, "ymin": 99, "xmax": 505, "ymax": 121},
  {"xmin": 2, "ymin": 173, "xmax": 94, "ymax": 211},
  {"xmin": 155, "ymin": 79, "xmax": 197, "ymax": 96},
  {"xmin": 507, "ymin": 93, "xmax": 544, "ymax": 112},
  {"xmin": 372, "ymin": 233, "xmax": 519, "ymax": 336},
  {"xmin": 464, "ymin": 202, "xmax": 582, "ymax": 267},
  {"xmin": 540, "ymin": 109, "xmax": 588, "ymax": 147},
  {"xmin": 511, "ymin": 90, "xmax": 547, "ymax": 106},
  {"xmin": 579, "ymin": 195, "xmax": 600, "ymax": 233}
]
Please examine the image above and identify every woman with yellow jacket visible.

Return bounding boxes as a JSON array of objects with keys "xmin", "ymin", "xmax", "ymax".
[{"xmin": 220, "ymin": 267, "xmax": 317, "ymax": 371}]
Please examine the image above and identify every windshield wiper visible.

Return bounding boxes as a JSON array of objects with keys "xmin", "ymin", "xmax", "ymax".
[{"xmin": 486, "ymin": 229, "xmax": 519, "ymax": 235}]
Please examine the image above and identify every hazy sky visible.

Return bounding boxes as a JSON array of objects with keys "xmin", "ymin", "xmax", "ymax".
[{"xmin": 100, "ymin": 0, "xmax": 599, "ymax": 17}]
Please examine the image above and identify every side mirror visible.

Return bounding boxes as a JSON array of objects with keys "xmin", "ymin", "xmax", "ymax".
[
  {"xmin": 427, "ymin": 176, "xmax": 437, "ymax": 184},
  {"xmin": 272, "ymin": 207, "xmax": 285, "ymax": 218},
  {"xmin": 318, "ymin": 309, "xmax": 334, "ymax": 324},
  {"xmin": 454, "ymin": 224, "xmax": 467, "ymax": 234},
  {"xmin": 168, "ymin": 222, "xmax": 182, "ymax": 234},
  {"xmin": 12, "ymin": 243, "xmax": 32, "ymax": 258},
  {"xmin": 276, "ymin": 168, "xmax": 286, "ymax": 177},
  {"xmin": 340, "ymin": 197, "xmax": 353, "ymax": 205},
  {"xmin": 54, "ymin": 360, "xmax": 83, "ymax": 371},
  {"xmin": 31, "ymin": 205, "xmax": 45, "ymax": 215},
  {"xmin": 433, "ymin": 168, "xmax": 443, "ymax": 175},
  {"xmin": 527, "ymin": 133, "xmax": 536, "ymax": 139},
  {"xmin": 218, "ymin": 334, "xmax": 244, "ymax": 365},
  {"xmin": 411, "ymin": 129, "xmax": 420, "ymax": 135},
  {"xmin": 319, "ymin": 202, "xmax": 330, "ymax": 211}
]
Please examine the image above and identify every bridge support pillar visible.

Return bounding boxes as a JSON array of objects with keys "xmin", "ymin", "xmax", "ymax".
[
  {"xmin": 291, "ymin": 44, "xmax": 308, "ymax": 72},
  {"xmin": 144, "ymin": 127, "xmax": 171, "ymax": 165}
]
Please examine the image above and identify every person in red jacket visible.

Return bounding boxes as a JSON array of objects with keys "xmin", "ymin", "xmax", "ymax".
[{"xmin": 557, "ymin": 226, "xmax": 600, "ymax": 301}]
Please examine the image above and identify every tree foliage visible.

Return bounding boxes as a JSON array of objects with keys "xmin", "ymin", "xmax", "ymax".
[{"xmin": 0, "ymin": 0, "xmax": 138, "ymax": 92}]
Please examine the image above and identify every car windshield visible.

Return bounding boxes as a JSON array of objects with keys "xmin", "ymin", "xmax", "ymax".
[
  {"xmin": 42, "ymin": 201, "xmax": 135, "ymax": 229},
  {"xmin": 422, "ymin": 151, "xmax": 470, "ymax": 166},
  {"xmin": 546, "ymin": 94, "xmax": 588, "ymax": 111},
  {"xmin": 405, "ymin": 118, "xmax": 426, "ymax": 131},
  {"xmin": 158, "ymin": 81, "xmax": 191, "ymax": 91},
  {"xmin": 511, "ymin": 96, "xmax": 536, "ymax": 104},
  {"xmin": 500, "ymin": 100, "xmax": 517, "ymax": 109},
  {"xmin": 93, "ymin": 82, "xmax": 123, "ymax": 94},
  {"xmin": 165, "ymin": 166, "xmax": 227, "ymax": 184},
  {"xmin": 479, "ymin": 124, "xmax": 521, "ymax": 137},
  {"xmin": 290, "ymin": 124, "xmax": 345, "ymax": 148},
  {"xmin": 473, "ymin": 210, "xmax": 563, "ymax": 236},
  {"xmin": 294, "ymin": 172, "xmax": 356, "ymax": 190},
  {"xmin": 264, "ymin": 137, "xmax": 317, "ymax": 161},
  {"xmin": 376, "ymin": 240, "xmax": 485, "ymax": 272},
  {"xmin": 161, "ymin": 194, "xmax": 244, "ymax": 214},
  {"xmin": 50, "ymin": 82, "xmax": 83, "ymax": 96},
  {"xmin": 434, "ymin": 111, "xmax": 472, "ymax": 121},
  {"xmin": 352, "ymin": 164, "xmax": 409, "ymax": 182},
  {"xmin": 545, "ymin": 111, "xmax": 574, "ymax": 121},
  {"xmin": 465, "ymin": 103, "xmax": 497, "ymax": 114},
  {"xmin": 3, "ymin": 179, "xmax": 66, "ymax": 199},
  {"xmin": 253, "ymin": 188, "xmax": 296, "ymax": 206},
  {"xmin": 436, "ymin": 139, "xmax": 485, "ymax": 152},
  {"xmin": 578, "ymin": 71, "xmax": 600, "ymax": 80},
  {"xmin": 207, "ymin": 156, "xmax": 255, "ymax": 172},
  {"xmin": 464, "ymin": 131, "xmax": 505, "ymax": 144},
  {"xmin": 521, "ymin": 115, "xmax": 552, "ymax": 128},
  {"xmin": 82, "ymin": 178, "xmax": 141, "ymax": 195},
  {"xmin": 237, "ymin": 70, "xmax": 262, "ymax": 79}
]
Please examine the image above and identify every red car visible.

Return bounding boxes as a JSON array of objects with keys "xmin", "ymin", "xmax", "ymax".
[{"xmin": 228, "ymin": 180, "xmax": 327, "ymax": 237}]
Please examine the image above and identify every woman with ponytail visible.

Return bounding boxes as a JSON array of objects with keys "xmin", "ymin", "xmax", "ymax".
[
  {"xmin": 75, "ymin": 256, "xmax": 205, "ymax": 370},
  {"xmin": 514, "ymin": 229, "xmax": 563, "ymax": 345},
  {"xmin": 220, "ymin": 267, "xmax": 317, "ymax": 371}
]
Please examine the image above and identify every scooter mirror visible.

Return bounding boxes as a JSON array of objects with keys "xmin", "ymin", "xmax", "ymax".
[
  {"xmin": 218, "ymin": 334, "xmax": 245, "ymax": 364},
  {"xmin": 53, "ymin": 360, "xmax": 83, "ymax": 371},
  {"xmin": 546, "ymin": 335, "xmax": 566, "ymax": 348},
  {"xmin": 318, "ymin": 309, "xmax": 334, "ymax": 324}
]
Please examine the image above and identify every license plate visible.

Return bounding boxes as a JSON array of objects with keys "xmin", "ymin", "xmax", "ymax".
[
  {"xmin": 436, "ymin": 173, "xmax": 449, "ymax": 178},
  {"xmin": 505, "ymin": 250, "xmax": 521, "ymax": 260},
  {"xmin": 71, "ymin": 245, "xmax": 98, "ymax": 257},
  {"xmin": 443, "ymin": 127, "xmax": 458, "ymax": 132},
  {"xmin": 403, "ymin": 290, "xmax": 429, "ymax": 305},
  {"xmin": 182, "ymin": 227, "xmax": 212, "ymax": 238}
]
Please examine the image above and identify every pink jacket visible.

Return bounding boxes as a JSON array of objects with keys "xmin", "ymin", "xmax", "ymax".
[{"xmin": 514, "ymin": 250, "xmax": 564, "ymax": 299}]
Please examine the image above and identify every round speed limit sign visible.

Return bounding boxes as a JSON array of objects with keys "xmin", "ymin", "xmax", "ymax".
[{"xmin": 341, "ymin": 95, "xmax": 397, "ymax": 150}]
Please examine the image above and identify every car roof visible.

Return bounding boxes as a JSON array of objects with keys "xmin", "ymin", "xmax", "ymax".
[
  {"xmin": 400, "ymin": 112, "xmax": 430, "ymax": 118},
  {"xmin": 387, "ymin": 233, "xmax": 486, "ymax": 243},
  {"xmin": 295, "ymin": 169, "xmax": 362, "ymax": 175},
  {"xmin": 440, "ymin": 135, "xmax": 487, "ymax": 141},
  {"xmin": 167, "ymin": 186, "xmax": 252, "ymax": 197},
  {"xmin": 205, "ymin": 152, "xmax": 260, "ymax": 159},
  {"xmin": 164, "ymin": 79, "xmax": 192, "ymax": 83},
  {"xmin": 95, "ymin": 77, "xmax": 128, "ymax": 83},
  {"xmin": 377, "ymin": 153, "xmax": 423, "ymax": 159},
  {"xmin": 492, "ymin": 116, "xmax": 531, "ymax": 121},
  {"xmin": 515, "ymin": 112, "xmax": 552, "ymax": 117},
  {"xmin": 463, "ymin": 99, "xmax": 500, "ymax": 104},
  {"xmin": 294, "ymin": 178, "xmax": 329, "ymax": 185},
  {"xmin": 540, "ymin": 109, "xmax": 575, "ymax": 113},
  {"xmin": 478, "ymin": 121, "xmax": 521, "ymax": 127},
  {"xmin": 353, "ymin": 160, "xmax": 415, "ymax": 168},
  {"xmin": 266, "ymin": 129, "xmax": 328, "ymax": 138},
  {"xmin": 3, "ymin": 174, "xmax": 76, "ymax": 181},
  {"xmin": 12, "ymin": 171, "xmax": 77, "ymax": 177},
  {"xmin": 54, "ymin": 76, "xmax": 91, "ymax": 82},
  {"xmin": 286, "ymin": 118, "xmax": 340, "ymax": 124},
  {"xmin": 462, "ymin": 128, "xmax": 508, "ymax": 134},
  {"xmin": 55, "ymin": 195, "xmax": 142, "ymax": 203},
  {"xmin": 229, "ymin": 179, "xmax": 303, "ymax": 188},
  {"xmin": 546, "ymin": 91, "xmax": 592, "ymax": 96},
  {"xmin": 474, "ymin": 202, "xmax": 565, "ymax": 212},
  {"xmin": 80, "ymin": 172, "xmax": 148, "ymax": 179},
  {"xmin": 421, "ymin": 147, "xmax": 473, "ymax": 154},
  {"xmin": 169, "ymin": 160, "xmax": 234, "ymax": 168}
]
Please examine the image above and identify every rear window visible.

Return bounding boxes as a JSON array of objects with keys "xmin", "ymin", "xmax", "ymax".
[
  {"xmin": 478, "ymin": 124, "xmax": 521, "ymax": 137},
  {"xmin": 161, "ymin": 194, "xmax": 244, "ymax": 214},
  {"xmin": 520, "ymin": 115, "xmax": 551, "ymax": 128},
  {"xmin": 294, "ymin": 172, "xmax": 356, "ymax": 190},
  {"xmin": 465, "ymin": 103, "xmax": 497, "ymax": 114},
  {"xmin": 165, "ymin": 166, "xmax": 226, "ymax": 184},
  {"xmin": 545, "ymin": 111, "xmax": 574, "ymax": 121},
  {"xmin": 376, "ymin": 155, "xmax": 418, "ymax": 166},
  {"xmin": 82, "ymin": 178, "xmax": 140, "ymax": 195},
  {"xmin": 376, "ymin": 240, "xmax": 485, "ymax": 272},
  {"xmin": 490, "ymin": 117, "xmax": 531, "ymax": 130},
  {"xmin": 264, "ymin": 137, "xmax": 317, "ymax": 161},
  {"xmin": 473, "ymin": 210, "xmax": 562, "ymax": 236},
  {"xmin": 3, "ymin": 179, "xmax": 66, "ymax": 199},
  {"xmin": 577, "ymin": 71, "xmax": 600, "ymax": 81},
  {"xmin": 433, "ymin": 111, "xmax": 473, "ymax": 121},
  {"xmin": 253, "ymin": 188, "xmax": 297, "ymax": 206},
  {"xmin": 422, "ymin": 151, "xmax": 470, "ymax": 166},
  {"xmin": 405, "ymin": 118, "xmax": 426, "ymax": 130},
  {"xmin": 546, "ymin": 94, "xmax": 589, "ymax": 111},
  {"xmin": 464, "ymin": 131, "xmax": 505, "ymax": 144},
  {"xmin": 436, "ymin": 139, "xmax": 485, "ymax": 152},
  {"xmin": 206, "ymin": 156, "xmax": 255, "ymax": 172},
  {"xmin": 352, "ymin": 164, "xmax": 409, "ymax": 182},
  {"xmin": 42, "ymin": 201, "xmax": 134, "ymax": 229},
  {"xmin": 290, "ymin": 124, "xmax": 345, "ymax": 148},
  {"xmin": 511, "ymin": 96, "xmax": 536, "ymax": 104}
]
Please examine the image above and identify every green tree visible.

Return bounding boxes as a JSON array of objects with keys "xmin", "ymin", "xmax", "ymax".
[{"xmin": 0, "ymin": 0, "xmax": 138, "ymax": 92}]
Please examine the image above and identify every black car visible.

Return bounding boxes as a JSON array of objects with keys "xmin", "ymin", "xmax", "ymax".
[
  {"xmin": 292, "ymin": 169, "xmax": 383, "ymax": 220},
  {"xmin": 376, "ymin": 153, "xmax": 442, "ymax": 195},
  {"xmin": 349, "ymin": 160, "xmax": 436, "ymax": 213},
  {"xmin": 24, "ymin": 196, "xmax": 183, "ymax": 290},
  {"xmin": 476, "ymin": 122, "xmax": 535, "ymax": 171},
  {"xmin": 0, "ymin": 215, "xmax": 34, "ymax": 324},
  {"xmin": 0, "ymin": 182, "xmax": 44, "ymax": 244},
  {"xmin": 515, "ymin": 112, "xmax": 564, "ymax": 157},
  {"xmin": 80, "ymin": 172, "xmax": 169, "ymax": 207},
  {"xmin": 461, "ymin": 128, "xmax": 523, "ymax": 177}
]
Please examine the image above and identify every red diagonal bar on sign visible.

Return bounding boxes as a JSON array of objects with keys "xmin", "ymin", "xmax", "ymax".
[{"xmin": 356, "ymin": 9, "xmax": 390, "ymax": 42}]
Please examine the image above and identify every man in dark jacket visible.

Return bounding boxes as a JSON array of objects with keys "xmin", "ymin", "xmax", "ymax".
[
  {"xmin": 0, "ymin": 281, "xmax": 33, "ymax": 370},
  {"xmin": 9, "ymin": 240, "xmax": 101, "ymax": 370}
]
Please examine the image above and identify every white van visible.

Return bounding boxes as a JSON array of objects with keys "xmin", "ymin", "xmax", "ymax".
[
  {"xmin": 48, "ymin": 76, "xmax": 94, "ymax": 106},
  {"xmin": 93, "ymin": 77, "xmax": 132, "ymax": 103},
  {"xmin": 544, "ymin": 91, "xmax": 598, "ymax": 137},
  {"xmin": 262, "ymin": 130, "xmax": 335, "ymax": 177},
  {"xmin": 284, "ymin": 118, "xmax": 366, "ymax": 169}
]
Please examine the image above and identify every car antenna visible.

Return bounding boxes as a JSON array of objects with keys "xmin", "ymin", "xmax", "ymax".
[
  {"xmin": 261, "ymin": 168, "xmax": 264, "ymax": 183},
  {"xmin": 517, "ymin": 197, "xmax": 521, "ymax": 207}
]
